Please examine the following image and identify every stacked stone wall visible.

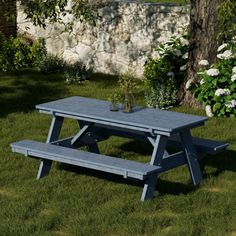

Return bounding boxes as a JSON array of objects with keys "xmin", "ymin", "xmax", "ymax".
[{"xmin": 17, "ymin": 1, "xmax": 190, "ymax": 76}]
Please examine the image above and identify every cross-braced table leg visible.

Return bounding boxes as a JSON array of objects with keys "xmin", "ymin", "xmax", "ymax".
[
  {"xmin": 77, "ymin": 121, "xmax": 100, "ymax": 154},
  {"xmin": 141, "ymin": 135, "xmax": 168, "ymax": 201},
  {"xmin": 180, "ymin": 130, "xmax": 203, "ymax": 185},
  {"xmin": 37, "ymin": 116, "xmax": 64, "ymax": 179}
]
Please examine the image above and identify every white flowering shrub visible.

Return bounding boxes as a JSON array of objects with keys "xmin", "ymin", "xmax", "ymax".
[
  {"xmin": 144, "ymin": 34, "xmax": 189, "ymax": 109},
  {"xmin": 193, "ymin": 40, "xmax": 236, "ymax": 117}
]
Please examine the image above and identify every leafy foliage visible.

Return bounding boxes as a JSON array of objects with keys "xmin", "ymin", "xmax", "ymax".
[
  {"xmin": 144, "ymin": 34, "xmax": 189, "ymax": 109},
  {"xmin": 37, "ymin": 53, "xmax": 91, "ymax": 83},
  {"xmin": 38, "ymin": 53, "xmax": 66, "ymax": 74},
  {"xmin": 117, "ymin": 71, "xmax": 138, "ymax": 113},
  {"xmin": 118, "ymin": 70, "xmax": 137, "ymax": 94},
  {"xmin": 0, "ymin": 31, "xmax": 45, "ymax": 72},
  {"xmin": 218, "ymin": 0, "xmax": 236, "ymax": 41},
  {"xmin": 64, "ymin": 61, "xmax": 91, "ymax": 84},
  {"xmin": 17, "ymin": 0, "xmax": 111, "ymax": 30},
  {"xmin": 192, "ymin": 40, "xmax": 236, "ymax": 117}
]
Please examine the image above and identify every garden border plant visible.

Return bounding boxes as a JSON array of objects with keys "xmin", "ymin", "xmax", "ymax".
[
  {"xmin": 31, "ymin": 49, "xmax": 92, "ymax": 84},
  {"xmin": 0, "ymin": 31, "xmax": 45, "ymax": 72},
  {"xmin": 144, "ymin": 32, "xmax": 189, "ymax": 109},
  {"xmin": 190, "ymin": 39, "xmax": 236, "ymax": 117}
]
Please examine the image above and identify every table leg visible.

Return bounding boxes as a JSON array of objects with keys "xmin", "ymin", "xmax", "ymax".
[
  {"xmin": 78, "ymin": 120, "xmax": 100, "ymax": 154},
  {"xmin": 37, "ymin": 116, "xmax": 64, "ymax": 179},
  {"xmin": 71, "ymin": 123, "xmax": 93, "ymax": 146},
  {"xmin": 180, "ymin": 130, "xmax": 203, "ymax": 185},
  {"xmin": 141, "ymin": 135, "xmax": 168, "ymax": 200}
]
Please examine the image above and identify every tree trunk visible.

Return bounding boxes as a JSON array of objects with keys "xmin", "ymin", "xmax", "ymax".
[{"xmin": 181, "ymin": 0, "xmax": 224, "ymax": 106}]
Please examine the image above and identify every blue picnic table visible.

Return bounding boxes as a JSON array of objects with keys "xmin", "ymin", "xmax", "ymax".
[{"xmin": 11, "ymin": 96, "xmax": 228, "ymax": 201}]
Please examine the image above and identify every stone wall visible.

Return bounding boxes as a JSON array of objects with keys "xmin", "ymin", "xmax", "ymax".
[{"xmin": 17, "ymin": 1, "xmax": 189, "ymax": 76}]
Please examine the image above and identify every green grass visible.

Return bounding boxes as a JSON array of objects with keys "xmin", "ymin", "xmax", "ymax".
[{"xmin": 0, "ymin": 70, "xmax": 236, "ymax": 236}]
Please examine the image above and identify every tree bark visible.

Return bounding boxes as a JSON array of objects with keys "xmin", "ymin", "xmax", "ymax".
[{"xmin": 181, "ymin": 0, "xmax": 224, "ymax": 106}]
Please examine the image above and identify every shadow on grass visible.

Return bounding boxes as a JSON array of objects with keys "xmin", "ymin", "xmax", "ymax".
[
  {"xmin": 58, "ymin": 142, "xmax": 236, "ymax": 197},
  {"xmin": 119, "ymin": 140, "xmax": 236, "ymax": 173},
  {"xmin": 0, "ymin": 70, "xmax": 66, "ymax": 117},
  {"xmin": 59, "ymin": 164, "xmax": 198, "ymax": 196},
  {"xmin": 89, "ymin": 73, "xmax": 119, "ymax": 88},
  {"xmin": 201, "ymin": 149, "xmax": 236, "ymax": 176}
]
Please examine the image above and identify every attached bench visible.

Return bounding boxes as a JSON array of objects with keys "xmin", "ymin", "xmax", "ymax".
[
  {"xmin": 11, "ymin": 140, "xmax": 161, "ymax": 181},
  {"xmin": 87, "ymin": 125, "xmax": 229, "ymax": 157},
  {"xmin": 167, "ymin": 135, "xmax": 229, "ymax": 156}
]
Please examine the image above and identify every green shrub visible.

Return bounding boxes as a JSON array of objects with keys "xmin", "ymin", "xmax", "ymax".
[
  {"xmin": 64, "ymin": 61, "xmax": 91, "ymax": 84},
  {"xmin": 144, "ymin": 34, "xmax": 189, "ymax": 109},
  {"xmin": 192, "ymin": 40, "xmax": 236, "ymax": 117},
  {"xmin": 145, "ymin": 78, "xmax": 178, "ymax": 109},
  {"xmin": 38, "ymin": 53, "xmax": 91, "ymax": 83},
  {"xmin": 38, "ymin": 53, "xmax": 66, "ymax": 73},
  {"xmin": 0, "ymin": 32, "xmax": 45, "ymax": 72}
]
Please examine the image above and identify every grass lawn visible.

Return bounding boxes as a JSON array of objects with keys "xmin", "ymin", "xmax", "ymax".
[{"xmin": 0, "ymin": 70, "xmax": 236, "ymax": 236}]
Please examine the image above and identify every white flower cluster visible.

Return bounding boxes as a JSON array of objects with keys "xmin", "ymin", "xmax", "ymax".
[
  {"xmin": 185, "ymin": 78, "xmax": 194, "ymax": 89},
  {"xmin": 215, "ymin": 88, "xmax": 231, "ymax": 96},
  {"xmin": 198, "ymin": 60, "xmax": 209, "ymax": 66},
  {"xmin": 231, "ymin": 66, "xmax": 236, "ymax": 82},
  {"xmin": 231, "ymin": 74, "xmax": 236, "ymax": 82},
  {"xmin": 217, "ymin": 43, "xmax": 235, "ymax": 60},
  {"xmin": 180, "ymin": 64, "xmax": 187, "ymax": 71},
  {"xmin": 217, "ymin": 43, "xmax": 228, "ymax": 52},
  {"xmin": 217, "ymin": 50, "xmax": 233, "ymax": 60},
  {"xmin": 206, "ymin": 68, "xmax": 220, "ymax": 76},
  {"xmin": 167, "ymin": 71, "xmax": 174, "ymax": 77},
  {"xmin": 225, "ymin": 100, "xmax": 236, "ymax": 108},
  {"xmin": 182, "ymin": 52, "xmax": 188, "ymax": 59},
  {"xmin": 233, "ymin": 66, "xmax": 236, "ymax": 74},
  {"xmin": 180, "ymin": 37, "xmax": 189, "ymax": 46},
  {"xmin": 205, "ymin": 105, "xmax": 214, "ymax": 117},
  {"xmin": 172, "ymin": 49, "xmax": 182, "ymax": 56}
]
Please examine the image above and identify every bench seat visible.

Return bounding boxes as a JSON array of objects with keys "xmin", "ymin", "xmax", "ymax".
[
  {"xmin": 87, "ymin": 125, "xmax": 228, "ymax": 156},
  {"xmin": 11, "ymin": 140, "xmax": 161, "ymax": 180},
  {"xmin": 167, "ymin": 135, "xmax": 229, "ymax": 155}
]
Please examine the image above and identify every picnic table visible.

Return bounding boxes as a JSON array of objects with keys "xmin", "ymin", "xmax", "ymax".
[{"xmin": 11, "ymin": 96, "xmax": 228, "ymax": 201}]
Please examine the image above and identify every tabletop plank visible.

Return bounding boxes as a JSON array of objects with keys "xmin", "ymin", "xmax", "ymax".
[{"xmin": 36, "ymin": 96, "xmax": 207, "ymax": 134}]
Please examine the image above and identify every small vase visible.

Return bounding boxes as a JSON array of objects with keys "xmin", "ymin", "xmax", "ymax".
[
  {"xmin": 110, "ymin": 102, "xmax": 119, "ymax": 112},
  {"xmin": 122, "ymin": 92, "xmax": 135, "ymax": 113}
]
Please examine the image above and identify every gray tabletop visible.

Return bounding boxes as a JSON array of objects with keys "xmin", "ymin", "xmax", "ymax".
[{"xmin": 36, "ymin": 96, "xmax": 207, "ymax": 134}]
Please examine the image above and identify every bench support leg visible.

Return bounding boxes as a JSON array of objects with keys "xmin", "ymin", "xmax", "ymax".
[
  {"xmin": 37, "ymin": 160, "xmax": 52, "ymax": 179},
  {"xmin": 37, "ymin": 116, "xmax": 64, "ymax": 179},
  {"xmin": 87, "ymin": 143, "xmax": 100, "ymax": 153},
  {"xmin": 180, "ymin": 130, "xmax": 203, "ymax": 185},
  {"xmin": 141, "ymin": 175, "xmax": 158, "ymax": 201}
]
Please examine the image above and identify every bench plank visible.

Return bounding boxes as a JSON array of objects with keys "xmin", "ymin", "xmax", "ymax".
[
  {"xmin": 86, "ymin": 125, "xmax": 228, "ymax": 156},
  {"xmin": 11, "ymin": 140, "xmax": 161, "ymax": 180},
  {"xmin": 167, "ymin": 135, "xmax": 228, "ymax": 155}
]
